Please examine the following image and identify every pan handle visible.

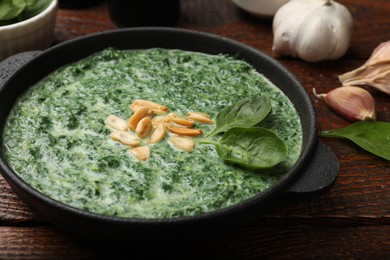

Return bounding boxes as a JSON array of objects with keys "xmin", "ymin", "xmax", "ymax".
[
  {"xmin": 286, "ymin": 141, "xmax": 339, "ymax": 197},
  {"xmin": 0, "ymin": 51, "xmax": 42, "ymax": 88}
]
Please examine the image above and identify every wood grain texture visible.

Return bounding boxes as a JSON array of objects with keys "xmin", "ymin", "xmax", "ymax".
[
  {"xmin": 1, "ymin": 0, "xmax": 390, "ymax": 258},
  {"xmin": 0, "ymin": 224, "xmax": 389, "ymax": 259}
]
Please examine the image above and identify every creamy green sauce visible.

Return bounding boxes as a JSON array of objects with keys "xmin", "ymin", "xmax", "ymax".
[{"xmin": 3, "ymin": 48, "xmax": 302, "ymax": 218}]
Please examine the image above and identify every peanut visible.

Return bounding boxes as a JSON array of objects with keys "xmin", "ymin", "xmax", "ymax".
[
  {"xmin": 110, "ymin": 131, "xmax": 141, "ymax": 146},
  {"xmin": 168, "ymin": 136, "xmax": 195, "ymax": 152},
  {"xmin": 130, "ymin": 146, "xmax": 150, "ymax": 161},
  {"xmin": 130, "ymin": 99, "xmax": 169, "ymax": 114},
  {"xmin": 166, "ymin": 126, "xmax": 203, "ymax": 136},
  {"xmin": 135, "ymin": 117, "xmax": 153, "ymax": 138},
  {"xmin": 168, "ymin": 113, "xmax": 195, "ymax": 127},
  {"xmin": 106, "ymin": 114, "xmax": 128, "ymax": 131},
  {"xmin": 148, "ymin": 123, "xmax": 167, "ymax": 144},
  {"xmin": 128, "ymin": 106, "xmax": 153, "ymax": 131},
  {"xmin": 188, "ymin": 112, "xmax": 215, "ymax": 124}
]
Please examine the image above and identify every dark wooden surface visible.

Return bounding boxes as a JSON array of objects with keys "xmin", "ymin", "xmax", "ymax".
[{"xmin": 1, "ymin": 0, "xmax": 390, "ymax": 258}]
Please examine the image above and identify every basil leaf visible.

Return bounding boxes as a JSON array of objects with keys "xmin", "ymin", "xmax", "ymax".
[
  {"xmin": 201, "ymin": 127, "xmax": 287, "ymax": 169},
  {"xmin": 0, "ymin": 0, "xmax": 52, "ymax": 26},
  {"xmin": 22, "ymin": 0, "xmax": 52, "ymax": 19},
  {"xmin": 0, "ymin": 0, "xmax": 26, "ymax": 22},
  {"xmin": 321, "ymin": 121, "xmax": 390, "ymax": 160},
  {"xmin": 207, "ymin": 96, "xmax": 271, "ymax": 137}
]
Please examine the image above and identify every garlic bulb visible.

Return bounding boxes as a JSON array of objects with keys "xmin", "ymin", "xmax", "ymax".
[{"xmin": 272, "ymin": 0, "xmax": 353, "ymax": 62}]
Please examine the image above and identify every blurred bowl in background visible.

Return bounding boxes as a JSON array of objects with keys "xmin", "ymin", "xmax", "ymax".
[
  {"xmin": 58, "ymin": 0, "xmax": 103, "ymax": 9},
  {"xmin": 232, "ymin": 0, "xmax": 289, "ymax": 18},
  {"xmin": 107, "ymin": 0, "xmax": 180, "ymax": 28},
  {"xmin": 0, "ymin": 0, "xmax": 58, "ymax": 61}
]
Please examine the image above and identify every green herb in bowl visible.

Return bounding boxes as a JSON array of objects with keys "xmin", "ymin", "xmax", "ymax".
[{"xmin": 0, "ymin": 0, "xmax": 52, "ymax": 26}]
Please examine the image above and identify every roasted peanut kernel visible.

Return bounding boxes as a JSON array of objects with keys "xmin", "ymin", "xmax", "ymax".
[
  {"xmin": 151, "ymin": 109, "xmax": 167, "ymax": 115},
  {"xmin": 106, "ymin": 114, "xmax": 129, "ymax": 131},
  {"xmin": 167, "ymin": 126, "xmax": 203, "ymax": 136},
  {"xmin": 151, "ymin": 115, "xmax": 171, "ymax": 127},
  {"xmin": 130, "ymin": 146, "xmax": 150, "ymax": 161},
  {"xmin": 136, "ymin": 117, "xmax": 153, "ymax": 138},
  {"xmin": 130, "ymin": 99, "xmax": 169, "ymax": 114},
  {"xmin": 128, "ymin": 106, "xmax": 153, "ymax": 131},
  {"xmin": 168, "ymin": 136, "xmax": 195, "ymax": 152},
  {"xmin": 188, "ymin": 112, "xmax": 215, "ymax": 124},
  {"xmin": 148, "ymin": 123, "xmax": 167, "ymax": 144},
  {"xmin": 168, "ymin": 113, "xmax": 195, "ymax": 127},
  {"xmin": 110, "ymin": 131, "xmax": 141, "ymax": 146}
]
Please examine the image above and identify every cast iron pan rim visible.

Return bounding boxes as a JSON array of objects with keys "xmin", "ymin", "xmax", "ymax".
[{"xmin": 0, "ymin": 27, "xmax": 317, "ymax": 225}]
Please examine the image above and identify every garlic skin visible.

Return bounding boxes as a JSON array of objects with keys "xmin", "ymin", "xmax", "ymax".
[
  {"xmin": 314, "ymin": 86, "xmax": 376, "ymax": 121},
  {"xmin": 272, "ymin": 0, "xmax": 353, "ymax": 62},
  {"xmin": 339, "ymin": 41, "xmax": 390, "ymax": 95}
]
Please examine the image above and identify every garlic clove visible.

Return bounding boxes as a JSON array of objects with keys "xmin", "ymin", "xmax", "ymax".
[
  {"xmin": 365, "ymin": 41, "xmax": 390, "ymax": 67},
  {"xmin": 339, "ymin": 41, "xmax": 390, "ymax": 82},
  {"xmin": 339, "ymin": 41, "xmax": 390, "ymax": 95},
  {"xmin": 341, "ymin": 62, "xmax": 390, "ymax": 83},
  {"xmin": 366, "ymin": 69, "xmax": 390, "ymax": 95},
  {"xmin": 314, "ymin": 86, "xmax": 376, "ymax": 121},
  {"xmin": 341, "ymin": 67, "xmax": 390, "ymax": 95}
]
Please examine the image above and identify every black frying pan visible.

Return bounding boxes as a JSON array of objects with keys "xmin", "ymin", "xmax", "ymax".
[{"xmin": 0, "ymin": 28, "xmax": 338, "ymax": 243}]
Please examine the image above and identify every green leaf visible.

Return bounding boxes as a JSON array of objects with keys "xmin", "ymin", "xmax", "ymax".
[
  {"xmin": 207, "ymin": 96, "xmax": 271, "ymax": 137},
  {"xmin": 321, "ymin": 121, "xmax": 390, "ymax": 160},
  {"xmin": 0, "ymin": 0, "xmax": 52, "ymax": 26},
  {"xmin": 200, "ymin": 127, "xmax": 288, "ymax": 169},
  {"xmin": 0, "ymin": 0, "xmax": 26, "ymax": 22},
  {"xmin": 22, "ymin": 0, "xmax": 52, "ymax": 19}
]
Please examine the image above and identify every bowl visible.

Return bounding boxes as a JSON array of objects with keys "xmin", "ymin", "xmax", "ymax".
[
  {"xmin": 107, "ymin": 0, "xmax": 180, "ymax": 27},
  {"xmin": 232, "ymin": 0, "xmax": 289, "ymax": 18},
  {"xmin": 0, "ymin": 28, "xmax": 338, "ymax": 243},
  {"xmin": 0, "ymin": 0, "xmax": 58, "ymax": 61}
]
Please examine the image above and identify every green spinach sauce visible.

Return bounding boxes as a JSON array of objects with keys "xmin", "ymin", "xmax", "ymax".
[{"xmin": 3, "ymin": 48, "xmax": 302, "ymax": 218}]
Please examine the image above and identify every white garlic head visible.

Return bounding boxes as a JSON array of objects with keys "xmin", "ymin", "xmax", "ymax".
[{"xmin": 272, "ymin": 0, "xmax": 353, "ymax": 62}]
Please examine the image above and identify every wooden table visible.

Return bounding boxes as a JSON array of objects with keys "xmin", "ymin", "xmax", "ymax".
[{"xmin": 1, "ymin": 0, "xmax": 390, "ymax": 258}]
